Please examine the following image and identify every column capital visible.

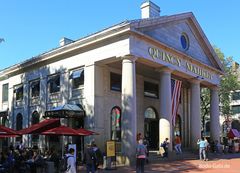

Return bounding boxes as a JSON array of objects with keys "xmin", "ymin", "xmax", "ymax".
[
  {"xmin": 190, "ymin": 76, "xmax": 203, "ymax": 84},
  {"xmin": 121, "ymin": 55, "xmax": 138, "ymax": 62},
  {"xmin": 155, "ymin": 66, "xmax": 174, "ymax": 74},
  {"xmin": 209, "ymin": 85, "xmax": 220, "ymax": 91}
]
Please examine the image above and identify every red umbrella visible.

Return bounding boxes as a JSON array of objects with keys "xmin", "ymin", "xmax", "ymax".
[
  {"xmin": 41, "ymin": 125, "xmax": 86, "ymax": 158},
  {"xmin": 0, "ymin": 125, "xmax": 20, "ymax": 137},
  {"xmin": 18, "ymin": 118, "xmax": 60, "ymax": 135},
  {"xmin": 76, "ymin": 128, "xmax": 99, "ymax": 135},
  {"xmin": 41, "ymin": 125, "xmax": 86, "ymax": 136}
]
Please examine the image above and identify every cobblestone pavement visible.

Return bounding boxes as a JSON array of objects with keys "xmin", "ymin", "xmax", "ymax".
[{"xmin": 78, "ymin": 152, "xmax": 240, "ymax": 173}]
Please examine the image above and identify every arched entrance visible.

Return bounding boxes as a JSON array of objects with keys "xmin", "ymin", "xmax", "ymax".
[
  {"xmin": 32, "ymin": 111, "xmax": 40, "ymax": 146},
  {"xmin": 144, "ymin": 107, "xmax": 159, "ymax": 150},
  {"xmin": 16, "ymin": 113, "xmax": 23, "ymax": 142}
]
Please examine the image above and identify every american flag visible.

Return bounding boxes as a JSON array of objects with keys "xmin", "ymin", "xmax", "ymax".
[{"xmin": 171, "ymin": 79, "xmax": 182, "ymax": 126}]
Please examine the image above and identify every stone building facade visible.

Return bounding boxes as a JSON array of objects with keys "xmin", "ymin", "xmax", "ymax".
[{"xmin": 0, "ymin": 1, "xmax": 224, "ymax": 164}]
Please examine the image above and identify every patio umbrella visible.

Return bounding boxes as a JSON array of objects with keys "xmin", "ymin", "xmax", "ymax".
[
  {"xmin": 76, "ymin": 128, "xmax": 99, "ymax": 135},
  {"xmin": 41, "ymin": 125, "xmax": 86, "ymax": 157},
  {"xmin": 18, "ymin": 118, "xmax": 60, "ymax": 135},
  {"xmin": 0, "ymin": 125, "xmax": 20, "ymax": 137}
]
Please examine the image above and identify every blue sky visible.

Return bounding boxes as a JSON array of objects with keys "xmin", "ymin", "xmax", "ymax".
[{"xmin": 0, "ymin": 0, "xmax": 239, "ymax": 70}]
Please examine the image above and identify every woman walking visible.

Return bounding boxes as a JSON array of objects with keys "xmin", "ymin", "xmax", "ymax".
[{"xmin": 136, "ymin": 139, "xmax": 147, "ymax": 173}]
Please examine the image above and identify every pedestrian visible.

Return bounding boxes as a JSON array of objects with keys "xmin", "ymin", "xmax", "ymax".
[
  {"xmin": 204, "ymin": 137, "xmax": 209, "ymax": 160},
  {"xmin": 65, "ymin": 148, "xmax": 76, "ymax": 173},
  {"xmin": 174, "ymin": 134, "xmax": 182, "ymax": 154},
  {"xmin": 83, "ymin": 143, "xmax": 96, "ymax": 173},
  {"xmin": 197, "ymin": 137, "xmax": 207, "ymax": 161},
  {"xmin": 161, "ymin": 138, "xmax": 169, "ymax": 158},
  {"xmin": 137, "ymin": 133, "xmax": 143, "ymax": 143},
  {"xmin": 136, "ymin": 139, "xmax": 147, "ymax": 173},
  {"xmin": 92, "ymin": 142, "xmax": 102, "ymax": 172},
  {"xmin": 143, "ymin": 136, "xmax": 149, "ymax": 164}
]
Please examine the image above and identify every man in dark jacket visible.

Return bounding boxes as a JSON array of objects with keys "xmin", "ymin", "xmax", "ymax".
[{"xmin": 83, "ymin": 144, "xmax": 96, "ymax": 173}]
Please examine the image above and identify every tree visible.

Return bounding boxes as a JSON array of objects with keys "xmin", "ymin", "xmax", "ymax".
[{"xmin": 200, "ymin": 46, "xmax": 240, "ymax": 136}]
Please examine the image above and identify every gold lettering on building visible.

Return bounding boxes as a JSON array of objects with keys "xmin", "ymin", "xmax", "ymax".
[{"xmin": 148, "ymin": 47, "xmax": 213, "ymax": 80}]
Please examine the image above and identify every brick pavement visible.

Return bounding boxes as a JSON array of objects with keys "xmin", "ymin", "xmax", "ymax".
[{"xmin": 78, "ymin": 152, "xmax": 240, "ymax": 173}]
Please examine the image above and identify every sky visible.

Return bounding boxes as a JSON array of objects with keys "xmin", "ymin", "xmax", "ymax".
[{"xmin": 0, "ymin": 0, "xmax": 239, "ymax": 70}]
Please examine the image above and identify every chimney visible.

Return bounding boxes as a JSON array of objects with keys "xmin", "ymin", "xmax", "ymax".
[
  {"xmin": 141, "ymin": 1, "xmax": 160, "ymax": 19},
  {"xmin": 59, "ymin": 37, "xmax": 73, "ymax": 46}
]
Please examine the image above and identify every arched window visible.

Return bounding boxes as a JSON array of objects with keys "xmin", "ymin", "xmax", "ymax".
[
  {"xmin": 32, "ymin": 111, "xmax": 40, "ymax": 125},
  {"xmin": 32, "ymin": 111, "xmax": 40, "ymax": 143},
  {"xmin": 16, "ymin": 113, "xmax": 23, "ymax": 131},
  {"xmin": 111, "ymin": 107, "xmax": 121, "ymax": 141},
  {"xmin": 144, "ymin": 107, "xmax": 157, "ymax": 119},
  {"xmin": 174, "ymin": 114, "xmax": 182, "ymax": 136}
]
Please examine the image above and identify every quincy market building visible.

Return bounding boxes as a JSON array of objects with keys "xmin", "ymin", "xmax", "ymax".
[{"xmin": 0, "ymin": 1, "xmax": 224, "ymax": 164}]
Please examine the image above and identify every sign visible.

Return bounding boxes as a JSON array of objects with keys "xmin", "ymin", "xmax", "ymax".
[
  {"xmin": 106, "ymin": 140, "xmax": 116, "ymax": 157},
  {"xmin": 148, "ymin": 47, "xmax": 213, "ymax": 80}
]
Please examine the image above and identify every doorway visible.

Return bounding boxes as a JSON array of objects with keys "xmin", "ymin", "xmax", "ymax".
[{"xmin": 144, "ymin": 107, "xmax": 159, "ymax": 150}]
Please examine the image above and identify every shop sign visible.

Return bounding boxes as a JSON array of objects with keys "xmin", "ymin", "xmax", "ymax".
[
  {"xmin": 148, "ymin": 47, "xmax": 213, "ymax": 80},
  {"xmin": 106, "ymin": 140, "xmax": 116, "ymax": 157}
]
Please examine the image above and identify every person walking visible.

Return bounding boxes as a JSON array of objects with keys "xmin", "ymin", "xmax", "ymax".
[
  {"xmin": 83, "ymin": 144, "xmax": 96, "ymax": 173},
  {"xmin": 161, "ymin": 138, "xmax": 169, "ymax": 158},
  {"xmin": 136, "ymin": 139, "xmax": 147, "ymax": 173},
  {"xmin": 204, "ymin": 137, "xmax": 209, "ymax": 161},
  {"xmin": 174, "ymin": 134, "xmax": 182, "ymax": 154},
  {"xmin": 197, "ymin": 137, "xmax": 207, "ymax": 161},
  {"xmin": 65, "ymin": 148, "xmax": 76, "ymax": 173}
]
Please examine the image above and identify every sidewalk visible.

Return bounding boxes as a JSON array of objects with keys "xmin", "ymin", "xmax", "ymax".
[{"xmin": 78, "ymin": 152, "xmax": 240, "ymax": 173}]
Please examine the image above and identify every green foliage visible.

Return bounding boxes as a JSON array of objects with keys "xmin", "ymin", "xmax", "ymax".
[{"xmin": 201, "ymin": 46, "xmax": 240, "ymax": 134}]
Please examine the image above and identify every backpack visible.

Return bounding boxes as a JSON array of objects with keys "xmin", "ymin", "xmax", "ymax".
[
  {"xmin": 161, "ymin": 142, "xmax": 166, "ymax": 148},
  {"xmin": 60, "ymin": 155, "xmax": 73, "ymax": 172}
]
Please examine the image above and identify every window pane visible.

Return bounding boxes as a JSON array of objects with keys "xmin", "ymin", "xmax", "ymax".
[
  {"xmin": 111, "ymin": 107, "xmax": 121, "ymax": 141},
  {"xmin": 144, "ymin": 107, "xmax": 156, "ymax": 119},
  {"xmin": 71, "ymin": 69, "xmax": 84, "ymax": 89},
  {"xmin": 31, "ymin": 81, "xmax": 40, "ymax": 97},
  {"xmin": 144, "ymin": 81, "xmax": 159, "ymax": 98},
  {"xmin": 2, "ymin": 83, "xmax": 8, "ymax": 102},
  {"xmin": 232, "ymin": 105, "xmax": 240, "ymax": 114},
  {"xmin": 15, "ymin": 86, "xmax": 23, "ymax": 101},
  {"xmin": 110, "ymin": 73, "xmax": 121, "ymax": 92},
  {"xmin": 49, "ymin": 75, "xmax": 60, "ymax": 93},
  {"xmin": 232, "ymin": 92, "xmax": 240, "ymax": 100}
]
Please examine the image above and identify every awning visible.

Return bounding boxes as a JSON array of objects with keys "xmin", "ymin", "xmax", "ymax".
[
  {"xmin": 76, "ymin": 128, "xmax": 99, "ymax": 135},
  {"xmin": 44, "ymin": 104, "xmax": 85, "ymax": 118},
  {"xmin": 70, "ymin": 69, "xmax": 84, "ymax": 79},
  {"xmin": 228, "ymin": 128, "xmax": 240, "ymax": 139},
  {"xmin": 0, "ymin": 125, "xmax": 19, "ymax": 137},
  {"xmin": 18, "ymin": 118, "xmax": 60, "ymax": 135}
]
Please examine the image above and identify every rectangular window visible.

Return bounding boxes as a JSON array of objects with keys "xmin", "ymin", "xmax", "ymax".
[
  {"xmin": 70, "ymin": 69, "xmax": 84, "ymax": 89},
  {"xmin": 232, "ymin": 105, "xmax": 240, "ymax": 114},
  {"xmin": 14, "ymin": 85, "xmax": 23, "ymax": 101},
  {"xmin": 110, "ymin": 72, "xmax": 121, "ymax": 92},
  {"xmin": 144, "ymin": 81, "xmax": 159, "ymax": 98},
  {"xmin": 232, "ymin": 92, "xmax": 240, "ymax": 100},
  {"xmin": 2, "ymin": 83, "xmax": 8, "ymax": 102},
  {"xmin": 30, "ymin": 80, "xmax": 40, "ymax": 98},
  {"xmin": 48, "ymin": 75, "xmax": 60, "ymax": 93}
]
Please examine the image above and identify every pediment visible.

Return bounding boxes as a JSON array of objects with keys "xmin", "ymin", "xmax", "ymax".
[{"xmin": 131, "ymin": 13, "xmax": 224, "ymax": 72}]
